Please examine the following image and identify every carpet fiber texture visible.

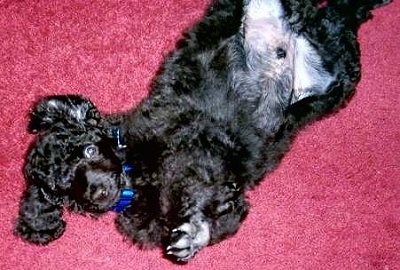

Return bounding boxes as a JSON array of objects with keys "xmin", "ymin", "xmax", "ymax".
[{"xmin": 0, "ymin": 1, "xmax": 399, "ymax": 269}]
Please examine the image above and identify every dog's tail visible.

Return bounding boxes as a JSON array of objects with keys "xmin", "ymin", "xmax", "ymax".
[{"xmin": 327, "ymin": 0, "xmax": 392, "ymax": 24}]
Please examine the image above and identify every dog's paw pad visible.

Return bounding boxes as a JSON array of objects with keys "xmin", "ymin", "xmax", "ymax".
[{"xmin": 166, "ymin": 218, "xmax": 210, "ymax": 261}]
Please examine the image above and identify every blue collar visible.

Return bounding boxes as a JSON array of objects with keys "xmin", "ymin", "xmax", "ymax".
[
  {"xmin": 113, "ymin": 188, "xmax": 135, "ymax": 213},
  {"xmin": 112, "ymin": 127, "xmax": 136, "ymax": 213}
]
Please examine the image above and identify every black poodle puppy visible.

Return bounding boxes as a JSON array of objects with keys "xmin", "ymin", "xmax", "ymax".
[{"xmin": 15, "ymin": 0, "xmax": 391, "ymax": 262}]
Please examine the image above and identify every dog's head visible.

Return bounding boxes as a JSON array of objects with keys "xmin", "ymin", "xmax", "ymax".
[{"xmin": 25, "ymin": 95, "xmax": 125, "ymax": 213}]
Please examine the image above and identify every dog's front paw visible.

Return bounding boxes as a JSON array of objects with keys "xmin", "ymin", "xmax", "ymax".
[{"xmin": 166, "ymin": 216, "xmax": 210, "ymax": 261}]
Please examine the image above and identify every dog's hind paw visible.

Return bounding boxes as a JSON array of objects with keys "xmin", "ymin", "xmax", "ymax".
[{"xmin": 166, "ymin": 215, "xmax": 210, "ymax": 261}]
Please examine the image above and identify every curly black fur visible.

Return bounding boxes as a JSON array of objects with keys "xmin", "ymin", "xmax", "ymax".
[{"xmin": 15, "ymin": 0, "xmax": 391, "ymax": 262}]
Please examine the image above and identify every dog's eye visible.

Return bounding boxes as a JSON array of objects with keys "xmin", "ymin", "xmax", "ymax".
[
  {"xmin": 276, "ymin": 47, "xmax": 286, "ymax": 59},
  {"xmin": 83, "ymin": 145, "xmax": 99, "ymax": 159}
]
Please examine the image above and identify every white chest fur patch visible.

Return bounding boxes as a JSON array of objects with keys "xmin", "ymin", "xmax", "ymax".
[{"xmin": 293, "ymin": 36, "xmax": 334, "ymax": 100}]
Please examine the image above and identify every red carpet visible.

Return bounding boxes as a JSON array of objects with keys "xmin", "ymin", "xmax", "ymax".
[{"xmin": 0, "ymin": 1, "xmax": 399, "ymax": 269}]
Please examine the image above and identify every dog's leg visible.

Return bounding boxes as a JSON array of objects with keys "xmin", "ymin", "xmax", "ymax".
[
  {"xmin": 166, "ymin": 189, "xmax": 249, "ymax": 262},
  {"xmin": 285, "ymin": 0, "xmax": 392, "ymax": 126},
  {"xmin": 279, "ymin": 0, "xmax": 318, "ymax": 32},
  {"xmin": 160, "ymin": 149, "xmax": 248, "ymax": 261},
  {"xmin": 15, "ymin": 185, "xmax": 65, "ymax": 244},
  {"xmin": 175, "ymin": 0, "xmax": 244, "ymax": 50},
  {"xmin": 327, "ymin": 0, "xmax": 392, "ymax": 24},
  {"xmin": 161, "ymin": 174, "xmax": 214, "ymax": 261},
  {"xmin": 205, "ymin": 183, "xmax": 249, "ymax": 244}
]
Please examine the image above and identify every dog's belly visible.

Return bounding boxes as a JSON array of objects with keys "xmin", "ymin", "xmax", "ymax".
[{"xmin": 244, "ymin": 0, "xmax": 334, "ymax": 102}]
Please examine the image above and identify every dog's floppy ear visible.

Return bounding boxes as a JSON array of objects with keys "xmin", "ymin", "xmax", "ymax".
[
  {"xmin": 15, "ymin": 184, "xmax": 66, "ymax": 245},
  {"xmin": 28, "ymin": 95, "xmax": 100, "ymax": 133}
]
